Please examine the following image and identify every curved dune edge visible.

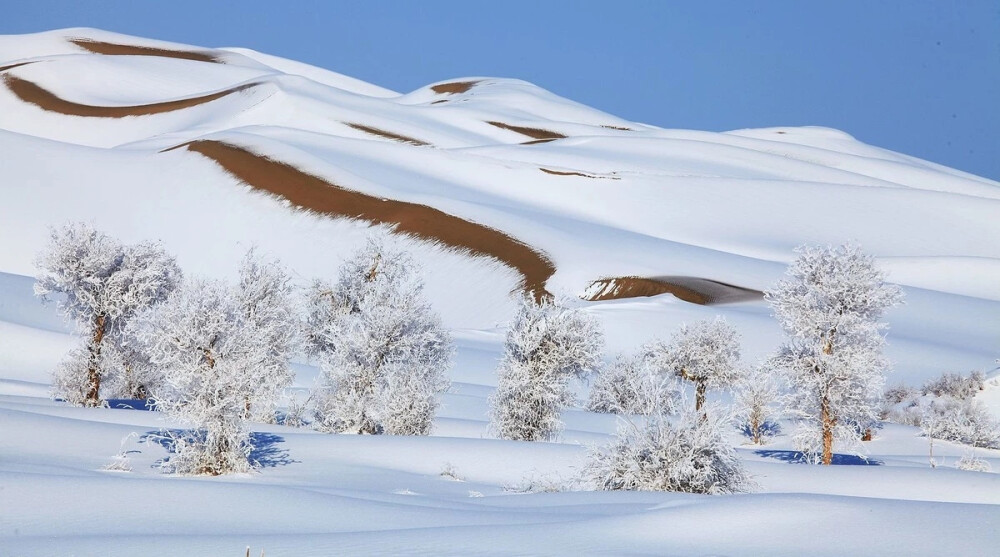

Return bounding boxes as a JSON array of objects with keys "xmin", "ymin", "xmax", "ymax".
[
  {"xmin": 175, "ymin": 140, "xmax": 555, "ymax": 299},
  {"xmin": 346, "ymin": 122, "xmax": 430, "ymax": 146},
  {"xmin": 487, "ymin": 121, "xmax": 566, "ymax": 141},
  {"xmin": 584, "ymin": 276, "xmax": 763, "ymax": 305},
  {"xmin": 70, "ymin": 38, "xmax": 221, "ymax": 63},
  {"xmin": 1, "ymin": 74, "xmax": 257, "ymax": 117},
  {"xmin": 431, "ymin": 81, "xmax": 479, "ymax": 94}
]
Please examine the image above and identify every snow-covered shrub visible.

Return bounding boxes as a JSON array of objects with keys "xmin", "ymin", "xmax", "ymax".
[
  {"xmin": 312, "ymin": 238, "xmax": 452, "ymax": 435},
  {"xmin": 587, "ymin": 352, "xmax": 679, "ymax": 415},
  {"xmin": 922, "ymin": 371, "xmax": 985, "ymax": 400},
  {"xmin": 766, "ymin": 243, "xmax": 902, "ymax": 465},
  {"xmin": 919, "ymin": 397, "xmax": 1000, "ymax": 450},
  {"xmin": 489, "ymin": 294, "xmax": 603, "ymax": 441},
  {"xmin": 645, "ymin": 318, "xmax": 741, "ymax": 412},
  {"xmin": 133, "ymin": 278, "xmax": 266, "ymax": 475},
  {"xmin": 36, "ymin": 223, "xmax": 181, "ymax": 406},
  {"xmin": 236, "ymin": 248, "xmax": 297, "ymax": 423},
  {"xmin": 956, "ymin": 453, "xmax": 992, "ymax": 473},
  {"xmin": 733, "ymin": 363, "xmax": 780, "ymax": 445},
  {"xmin": 585, "ymin": 407, "xmax": 755, "ymax": 494}
]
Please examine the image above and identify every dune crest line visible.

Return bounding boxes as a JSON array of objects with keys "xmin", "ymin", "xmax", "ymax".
[
  {"xmin": 2, "ymin": 74, "xmax": 257, "ymax": 117},
  {"xmin": 178, "ymin": 140, "xmax": 555, "ymax": 299}
]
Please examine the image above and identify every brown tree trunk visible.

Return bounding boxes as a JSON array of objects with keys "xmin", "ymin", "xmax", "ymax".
[
  {"xmin": 695, "ymin": 380, "xmax": 707, "ymax": 413},
  {"xmin": 750, "ymin": 414, "xmax": 761, "ymax": 445},
  {"xmin": 85, "ymin": 314, "xmax": 107, "ymax": 407},
  {"xmin": 862, "ymin": 429, "xmax": 873, "ymax": 442},
  {"xmin": 821, "ymin": 393, "xmax": 834, "ymax": 465}
]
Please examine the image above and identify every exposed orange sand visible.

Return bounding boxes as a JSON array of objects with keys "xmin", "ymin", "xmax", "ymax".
[
  {"xmin": 176, "ymin": 140, "xmax": 554, "ymax": 299},
  {"xmin": 2, "ymin": 74, "xmax": 256, "ymax": 117},
  {"xmin": 585, "ymin": 276, "xmax": 762, "ymax": 305},
  {"xmin": 346, "ymin": 123, "xmax": 430, "ymax": 146},
  {"xmin": 0, "ymin": 62, "xmax": 34, "ymax": 73},
  {"xmin": 487, "ymin": 121, "xmax": 566, "ymax": 141},
  {"xmin": 70, "ymin": 38, "xmax": 221, "ymax": 63},
  {"xmin": 431, "ymin": 81, "xmax": 479, "ymax": 94}
]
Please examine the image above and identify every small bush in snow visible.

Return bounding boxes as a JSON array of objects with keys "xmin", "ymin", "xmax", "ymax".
[
  {"xmin": 732, "ymin": 363, "xmax": 781, "ymax": 445},
  {"xmin": 133, "ymin": 279, "xmax": 267, "ymax": 475},
  {"xmin": 956, "ymin": 453, "xmax": 992, "ymax": 473},
  {"xmin": 585, "ymin": 407, "xmax": 755, "ymax": 494},
  {"xmin": 880, "ymin": 383, "xmax": 920, "ymax": 421},
  {"xmin": 919, "ymin": 397, "xmax": 1000, "ymax": 450},
  {"xmin": 645, "ymin": 318, "xmax": 742, "ymax": 413},
  {"xmin": 587, "ymin": 352, "xmax": 680, "ymax": 415},
  {"xmin": 489, "ymin": 294, "xmax": 603, "ymax": 441},
  {"xmin": 311, "ymin": 238, "xmax": 452, "ymax": 435},
  {"xmin": 922, "ymin": 371, "xmax": 985, "ymax": 400},
  {"xmin": 766, "ymin": 243, "xmax": 902, "ymax": 465},
  {"xmin": 36, "ymin": 223, "xmax": 181, "ymax": 406}
]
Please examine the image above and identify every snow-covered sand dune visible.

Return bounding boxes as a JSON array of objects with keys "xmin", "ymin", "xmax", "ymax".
[{"xmin": 1, "ymin": 28, "xmax": 998, "ymax": 555}]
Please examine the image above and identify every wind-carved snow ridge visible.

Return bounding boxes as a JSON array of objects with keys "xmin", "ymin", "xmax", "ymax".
[{"xmin": 1, "ymin": 27, "xmax": 999, "ymax": 556}]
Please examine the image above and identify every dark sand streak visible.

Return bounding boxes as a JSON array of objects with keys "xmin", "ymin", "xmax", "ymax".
[
  {"xmin": 177, "ymin": 140, "xmax": 555, "ymax": 299},
  {"xmin": 346, "ymin": 123, "xmax": 429, "ymax": 146},
  {"xmin": 2, "ymin": 74, "xmax": 256, "ymax": 117},
  {"xmin": 70, "ymin": 39, "xmax": 221, "ymax": 64},
  {"xmin": 585, "ymin": 276, "xmax": 763, "ymax": 305}
]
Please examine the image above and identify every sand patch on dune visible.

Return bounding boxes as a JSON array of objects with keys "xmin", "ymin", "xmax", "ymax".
[
  {"xmin": 540, "ymin": 168, "xmax": 591, "ymax": 177},
  {"xmin": 1, "ymin": 74, "xmax": 256, "ymax": 117},
  {"xmin": 539, "ymin": 168, "xmax": 619, "ymax": 180},
  {"xmin": 70, "ymin": 39, "xmax": 221, "ymax": 63},
  {"xmin": 487, "ymin": 121, "xmax": 566, "ymax": 141},
  {"xmin": 175, "ymin": 140, "xmax": 554, "ymax": 298},
  {"xmin": 522, "ymin": 138, "xmax": 558, "ymax": 145},
  {"xmin": 0, "ymin": 62, "xmax": 34, "ymax": 73},
  {"xmin": 346, "ymin": 123, "xmax": 429, "ymax": 146},
  {"xmin": 431, "ymin": 81, "xmax": 480, "ymax": 94},
  {"xmin": 584, "ymin": 276, "xmax": 762, "ymax": 305}
]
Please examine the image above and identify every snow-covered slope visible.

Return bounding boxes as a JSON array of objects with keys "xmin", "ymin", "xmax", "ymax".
[{"xmin": 1, "ymin": 28, "xmax": 998, "ymax": 556}]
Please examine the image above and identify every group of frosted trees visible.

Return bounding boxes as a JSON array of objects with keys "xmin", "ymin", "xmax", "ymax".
[
  {"xmin": 487, "ymin": 242, "xmax": 907, "ymax": 493},
  {"xmin": 43, "ymin": 223, "xmax": 969, "ymax": 486},
  {"xmin": 37, "ymin": 224, "xmax": 450, "ymax": 475}
]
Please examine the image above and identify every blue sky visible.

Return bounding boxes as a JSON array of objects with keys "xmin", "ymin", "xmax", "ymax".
[{"xmin": 5, "ymin": 1, "xmax": 999, "ymax": 180}]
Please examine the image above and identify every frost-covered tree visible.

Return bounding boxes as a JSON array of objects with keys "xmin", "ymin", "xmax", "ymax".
[
  {"xmin": 489, "ymin": 294, "xmax": 603, "ymax": 441},
  {"xmin": 236, "ymin": 248, "xmax": 297, "ymax": 423},
  {"xmin": 767, "ymin": 243, "xmax": 902, "ymax": 465},
  {"xmin": 585, "ymin": 405, "xmax": 755, "ymax": 494},
  {"xmin": 732, "ymin": 363, "xmax": 780, "ymax": 445},
  {"xmin": 646, "ymin": 318, "xmax": 742, "ymax": 413},
  {"xmin": 132, "ymin": 278, "xmax": 265, "ymax": 475},
  {"xmin": 35, "ymin": 223, "xmax": 181, "ymax": 406},
  {"xmin": 312, "ymin": 238, "xmax": 452, "ymax": 435},
  {"xmin": 587, "ymin": 352, "xmax": 680, "ymax": 416}
]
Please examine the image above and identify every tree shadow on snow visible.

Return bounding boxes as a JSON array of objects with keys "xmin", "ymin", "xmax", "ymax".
[
  {"xmin": 755, "ymin": 450, "xmax": 883, "ymax": 466},
  {"xmin": 737, "ymin": 420, "xmax": 782, "ymax": 440},
  {"xmin": 249, "ymin": 432, "xmax": 297, "ymax": 468},
  {"xmin": 138, "ymin": 429, "xmax": 298, "ymax": 469}
]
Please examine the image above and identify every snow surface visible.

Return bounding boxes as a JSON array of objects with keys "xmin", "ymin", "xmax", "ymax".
[{"xmin": 1, "ymin": 28, "xmax": 999, "ymax": 555}]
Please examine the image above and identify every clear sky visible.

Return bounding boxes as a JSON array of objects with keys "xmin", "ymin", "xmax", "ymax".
[{"xmin": 5, "ymin": 1, "xmax": 999, "ymax": 180}]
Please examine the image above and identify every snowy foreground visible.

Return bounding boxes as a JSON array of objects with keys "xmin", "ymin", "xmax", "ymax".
[
  {"xmin": 1, "ymin": 28, "xmax": 999, "ymax": 555},
  {"xmin": 2, "ymin": 272, "xmax": 999, "ymax": 556}
]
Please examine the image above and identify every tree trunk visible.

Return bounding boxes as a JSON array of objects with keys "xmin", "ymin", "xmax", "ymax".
[
  {"xmin": 85, "ymin": 314, "xmax": 107, "ymax": 407},
  {"xmin": 821, "ymin": 393, "xmax": 834, "ymax": 465},
  {"xmin": 750, "ymin": 413, "xmax": 761, "ymax": 445},
  {"xmin": 695, "ymin": 380, "xmax": 707, "ymax": 413}
]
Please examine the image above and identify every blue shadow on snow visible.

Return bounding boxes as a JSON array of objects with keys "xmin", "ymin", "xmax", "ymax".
[{"xmin": 755, "ymin": 450, "xmax": 882, "ymax": 466}]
